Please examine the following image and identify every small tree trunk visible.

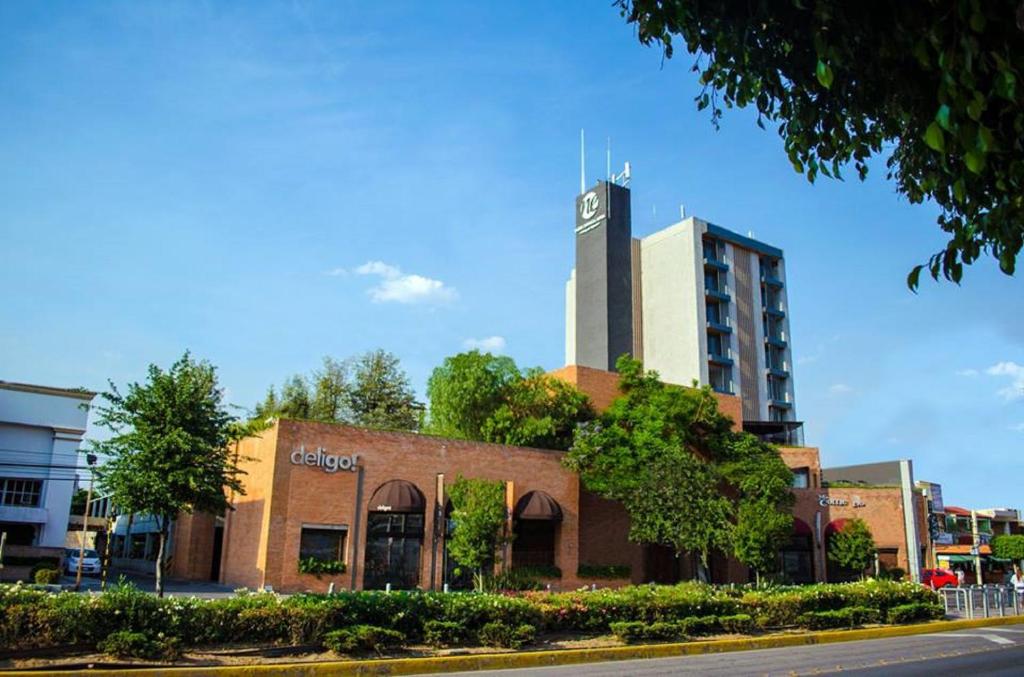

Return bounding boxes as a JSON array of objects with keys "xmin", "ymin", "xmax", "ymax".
[
  {"xmin": 122, "ymin": 513, "xmax": 134, "ymax": 558},
  {"xmin": 755, "ymin": 569, "xmax": 761, "ymax": 587},
  {"xmin": 155, "ymin": 516, "xmax": 169, "ymax": 598}
]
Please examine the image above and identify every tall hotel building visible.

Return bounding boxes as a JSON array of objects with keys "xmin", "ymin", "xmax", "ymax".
[{"xmin": 565, "ymin": 179, "xmax": 799, "ymax": 443}]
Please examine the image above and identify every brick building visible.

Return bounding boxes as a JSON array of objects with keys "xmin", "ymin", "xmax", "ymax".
[{"xmin": 167, "ymin": 365, "xmax": 929, "ymax": 592}]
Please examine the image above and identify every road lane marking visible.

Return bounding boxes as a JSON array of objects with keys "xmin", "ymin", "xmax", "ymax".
[
  {"xmin": 929, "ymin": 632, "xmax": 1014, "ymax": 645},
  {"xmin": 983, "ymin": 627, "xmax": 1024, "ymax": 633}
]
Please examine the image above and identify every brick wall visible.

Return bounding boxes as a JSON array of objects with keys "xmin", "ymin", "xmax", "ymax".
[{"xmin": 215, "ymin": 420, "xmax": 583, "ymax": 593}]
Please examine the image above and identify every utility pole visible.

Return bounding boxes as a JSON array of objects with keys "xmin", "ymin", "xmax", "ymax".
[
  {"xmin": 74, "ymin": 453, "xmax": 97, "ymax": 592},
  {"xmin": 971, "ymin": 509, "xmax": 983, "ymax": 585}
]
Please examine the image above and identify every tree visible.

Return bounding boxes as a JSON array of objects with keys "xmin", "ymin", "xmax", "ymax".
[
  {"xmin": 425, "ymin": 351, "xmax": 521, "ymax": 440},
  {"xmin": 91, "ymin": 352, "xmax": 246, "ymax": 596},
  {"xmin": 615, "ymin": 1, "xmax": 1024, "ymax": 287},
  {"xmin": 446, "ymin": 475, "xmax": 511, "ymax": 592},
  {"xmin": 828, "ymin": 518, "xmax": 877, "ymax": 580},
  {"xmin": 481, "ymin": 369, "xmax": 595, "ymax": 450},
  {"xmin": 309, "ymin": 357, "xmax": 352, "ymax": 423},
  {"xmin": 719, "ymin": 434, "xmax": 796, "ymax": 582},
  {"xmin": 564, "ymin": 356, "xmax": 744, "ymax": 572},
  {"xmin": 349, "ymin": 350, "xmax": 420, "ymax": 430},
  {"xmin": 992, "ymin": 534, "xmax": 1024, "ymax": 565},
  {"xmin": 253, "ymin": 351, "xmax": 421, "ymax": 431}
]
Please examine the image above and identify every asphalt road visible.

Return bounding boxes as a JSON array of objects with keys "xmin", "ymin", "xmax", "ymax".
[{"xmin": 443, "ymin": 623, "xmax": 1024, "ymax": 676}]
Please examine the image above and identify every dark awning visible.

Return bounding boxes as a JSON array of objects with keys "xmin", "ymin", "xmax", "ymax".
[
  {"xmin": 369, "ymin": 480, "xmax": 426, "ymax": 513},
  {"xmin": 514, "ymin": 491, "xmax": 563, "ymax": 521},
  {"xmin": 825, "ymin": 519, "xmax": 849, "ymax": 536},
  {"xmin": 793, "ymin": 518, "xmax": 813, "ymax": 536}
]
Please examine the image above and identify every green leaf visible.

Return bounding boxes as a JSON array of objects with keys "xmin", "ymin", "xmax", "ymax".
[
  {"xmin": 952, "ymin": 178, "xmax": 966, "ymax": 204},
  {"xmin": 906, "ymin": 265, "xmax": 924, "ymax": 291},
  {"xmin": 976, "ymin": 125, "xmax": 995, "ymax": 152},
  {"xmin": 935, "ymin": 104, "xmax": 951, "ymax": 131},
  {"xmin": 964, "ymin": 149, "xmax": 986, "ymax": 173},
  {"xmin": 923, "ymin": 122, "xmax": 945, "ymax": 152},
  {"xmin": 815, "ymin": 60, "xmax": 834, "ymax": 89},
  {"xmin": 966, "ymin": 96, "xmax": 984, "ymax": 121},
  {"xmin": 969, "ymin": 12, "xmax": 986, "ymax": 32}
]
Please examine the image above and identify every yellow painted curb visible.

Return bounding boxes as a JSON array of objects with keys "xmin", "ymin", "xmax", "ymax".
[{"xmin": 7, "ymin": 615, "xmax": 1023, "ymax": 676}]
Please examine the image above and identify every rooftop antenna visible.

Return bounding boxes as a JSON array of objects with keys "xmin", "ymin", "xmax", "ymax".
[
  {"xmin": 610, "ymin": 161, "xmax": 631, "ymax": 187},
  {"xmin": 579, "ymin": 129, "xmax": 586, "ymax": 194},
  {"xmin": 606, "ymin": 137, "xmax": 611, "ymax": 180},
  {"xmin": 680, "ymin": 205, "xmax": 686, "ymax": 220}
]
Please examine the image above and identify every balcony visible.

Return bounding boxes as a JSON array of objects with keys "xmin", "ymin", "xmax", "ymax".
[
  {"xmin": 767, "ymin": 366, "xmax": 789, "ymax": 378},
  {"xmin": 765, "ymin": 335, "xmax": 787, "ymax": 349},
  {"xmin": 769, "ymin": 398, "xmax": 793, "ymax": 409},
  {"xmin": 706, "ymin": 287, "xmax": 731, "ymax": 302},
  {"xmin": 764, "ymin": 306, "xmax": 785, "ymax": 318},
  {"xmin": 707, "ymin": 319, "xmax": 732, "ymax": 334},
  {"xmin": 761, "ymin": 273, "xmax": 784, "ymax": 288},
  {"xmin": 708, "ymin": 352, "xmax": 734, "ymax": 366},
  {"xmin": 704, "ymin": 256, "xmax": 729, "ymax": 272}
]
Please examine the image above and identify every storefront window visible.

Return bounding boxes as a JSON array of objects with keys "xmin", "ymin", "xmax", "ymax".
[
  {"xmin": 512, "ymin": 520, "xmax": 557, "ymax": 568},
  {"xmin": 791, "ymin": 468, "xmax": 810, "ymax": 489},
  {"xmin": 299, "ymin": 526, "xmax": 347, "ymax": 563},
  {"xmin": 364, "ymin": 513, "xmax": 424, "ymax": 590}
]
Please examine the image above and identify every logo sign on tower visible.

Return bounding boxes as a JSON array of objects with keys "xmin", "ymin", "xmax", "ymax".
[
  {"xmin": 290, "ymin": 445, "xmax": 359, "ymax": 473},
  {"xmin": 575, "ymin": 186, "xmax": 606, "ymax": 235}
]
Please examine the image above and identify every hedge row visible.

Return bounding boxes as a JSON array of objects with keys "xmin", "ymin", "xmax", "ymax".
[{"xmin": 0, "ymin": 579, "xmax": 939, "ymax": 654}]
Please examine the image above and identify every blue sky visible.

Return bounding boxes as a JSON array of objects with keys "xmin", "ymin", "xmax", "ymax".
[{"xmin": 1, "ymin": 1, "xmax": 1021, "ymax": 509}]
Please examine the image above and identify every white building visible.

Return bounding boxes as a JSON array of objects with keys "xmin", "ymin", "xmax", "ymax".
[
  {"xmin": 0, "ymin": 381, "xmax": 95, "ymax": 548},
  {"xmin": 565, "ymin": 181, "xmax": 799, "ymax": 442}
]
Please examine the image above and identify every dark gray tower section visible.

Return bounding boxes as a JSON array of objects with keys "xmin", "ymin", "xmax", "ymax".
[{"xmin": 574, "ymin": 180, "xmax": 633, "ymax": 371}]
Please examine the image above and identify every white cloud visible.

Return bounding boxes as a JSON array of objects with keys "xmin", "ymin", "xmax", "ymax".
[
  {"xmin": 463, "ymin": 336, "xmax": 506, "ymax": 353},
  {"xmin": 354, "ymin": 260, "xmax": 457, "ymax": 305},
  {"xmin": 985, "ymin": 361, "xmax": 1024, "ymax": 401},
  {"xmin": 828, "ymin": 383, "xmax": 853, "ymax": 396},
  {"xmin": 323, "ymin": 267, "xmax": 348, "ymax": 277},
  {"xmin": 955, "ymin": 368, "xmax": 979, "ymax": 377}
]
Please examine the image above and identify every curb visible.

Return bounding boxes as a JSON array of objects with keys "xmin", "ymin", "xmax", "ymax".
[{"xmin": 8, "ymin": 615, "xmax": 1024, "ymax": 676}]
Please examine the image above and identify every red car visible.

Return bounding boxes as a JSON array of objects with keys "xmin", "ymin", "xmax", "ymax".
[{"xmin": 921, "ymin": 568, "xmax": 958, "ymax": 590}]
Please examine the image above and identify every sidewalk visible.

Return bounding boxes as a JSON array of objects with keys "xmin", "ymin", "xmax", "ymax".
[{"xmin": 60, "ymin": 570, "xmax": 235, "ymax": 598}]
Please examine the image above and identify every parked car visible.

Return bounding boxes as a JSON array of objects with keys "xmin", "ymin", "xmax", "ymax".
[
  {"xmin": 921, "ymin": 567, "xmax": 958, "ymax": 590},
  {"xmin": 64, "ymin": 548, "xmax": 101, "ymax": 576}
]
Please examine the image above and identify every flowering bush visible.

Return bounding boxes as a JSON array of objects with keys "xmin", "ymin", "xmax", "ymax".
[{"xmin": 0, "ymin": 578, "xmax": 940, "ymax": 656}]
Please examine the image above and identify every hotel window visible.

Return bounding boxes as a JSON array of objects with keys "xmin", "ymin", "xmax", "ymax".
[
  {"xmin": 760, "ymin": 256, "xmax": 781, "ymax": 280},
  {"xmin": 791, "ymin": 468, "xmax": 810, "ymax": 489},
  {"xmin": 768, "ymin": 375, "xmax": 788, "ymax": 402},
  {"xmin": 706, "ymin": 301, "xmax": 722, "ymax": 325},
  {"xmin": 0, "ymin": 478, "xmax": 42, "ymax": 507},
  {"xmin": 765, "ymin": 344, "xmax": 786, "ymax": 371},
  {"xmin": 707, "ymin": 333, "xmax": 727, "ymax": 359},
  {"xmin": 709, "ymin": 364, "xmax": 732, "ymax": 393},
  {"xmin": 769, "ymin": 406, "xmax": 788, "ymax": 422},
  {"xmin": 299, "ymin": 525, "xmax": 347, "ymax": 564},
  {"xmin": 764, "ymin": 315, "xmax": 784, "ymax": 342},
  {"xmin": 703, "ymin": 238, "xmax": 725, "ymax": 263}
]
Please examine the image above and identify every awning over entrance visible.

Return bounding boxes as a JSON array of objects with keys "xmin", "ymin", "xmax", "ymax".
[
  {"xmin": 825, "ymin": 519, "xmax": 849, "ymax": 536},
  {"xmin": 514, "ymin": 491, "xmax": 563, "ymax": 521},
  {"xmin": 369, "ymin": 480, "xmax": 425, "ymax": 513},
  {"xmin": 793, "ymin": 518, "xmax": 813, "ymax": 536}
]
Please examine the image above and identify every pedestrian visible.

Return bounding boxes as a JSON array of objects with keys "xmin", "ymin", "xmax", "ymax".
[
  {"xmin": 1011, "ymin": 565, "xmax": 1024, "ymax": 604},
  {"xmin": 956, "ymin": 568, "xmax": 965, "ymax": 587}
]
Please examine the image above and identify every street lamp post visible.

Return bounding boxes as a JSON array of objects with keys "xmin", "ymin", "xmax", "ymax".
[{"xmin": 73, "ymin": 453, "xmax": 97, "ymax": 592}]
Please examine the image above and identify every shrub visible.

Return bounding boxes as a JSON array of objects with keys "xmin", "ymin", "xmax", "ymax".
[
  {"xmin": 719, "ymin": 614, "xmax": 755, "ymax": 634},
  {"xmin": 886, "ymin": 603, "xmax": 944, "ymax": 624},
  {"xmin": 797, "ymin": 606, "xmax": 880, "ymax": 630},
  {"xmin": 878, "ymin": 567, "xmax": 906, "ymax": 582},
  {"xmin": 34, "ymin": 568, "xmax": 61, "ymax": 585},
  {"xmin": 484, "ymin": 569, "xmax": 545, "ymax": 592},
  {"xmin": 423, "ymin": 620, "xmax": 466, "ymax": 648},
  {"xmin": 97, "ymin": 631, "xmax": 180, "ymax": 660},
  {"xmin": 578, "ymin": 564, "xmax": 631, "ymax": 579},
  {"xmin": 324, "ymin": 625, "xmax": 405, "ymax": 654},
  {"xmin": 679, "ymin": 615, "xmax": 721, "ymax": 636},
  {"xmin": 609, "ymin": 620, "xmax": 687, "ymax": 643},
  {"xmin": 477, "ymin": 622, "xmax": 536, "ymax": 649},
  {"xmin": 517, "ymin": 565, "xmax": 562, "ymax": 579},
  {"xmin": 297, "ymin": 557, "xmax": 346, "ymax": 576}
]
